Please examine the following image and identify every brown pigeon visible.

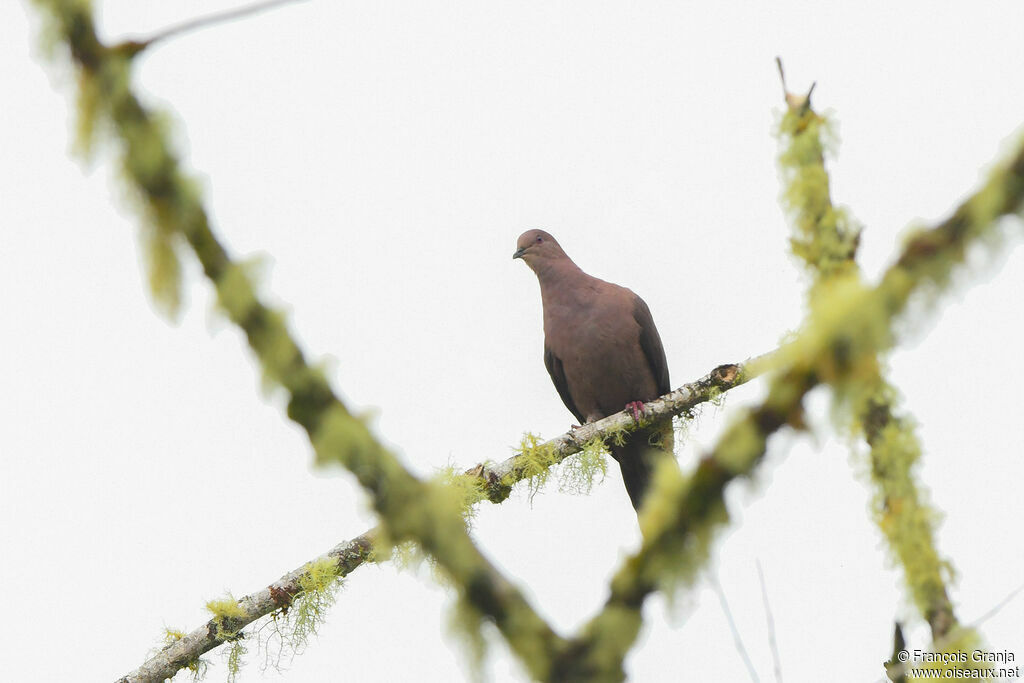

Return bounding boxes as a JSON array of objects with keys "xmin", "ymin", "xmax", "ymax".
[{"xmin": 514, "ymin": 229, "xmax": 675, "ymax": 511}]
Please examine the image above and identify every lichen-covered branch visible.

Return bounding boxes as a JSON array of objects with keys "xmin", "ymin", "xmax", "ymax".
[
  {"xmin": 776, "ymin": 73, "xmax": 963, "ymax": 645},
  {"xmin": 775, "ymin": 62, "xmax": 861, "ymax": 286},
  {"xmin": 117, "ymin": 532, "xmax": 375, "ymax": 683},
  {"xmin": 557, "ymin": 121, "xmax": 1024, "ymax": 679},
  {"xmin": 31, "ymin": 2, "xmax": 565, "ymax": 678},
  {"xmin": 117, "ymin": 358, "xmax": 755, "ymax": 682},
  {"xmin": 468, "ymin": 362, "xmax": 753, "ymax": 504},
  {"xmin": 863, "ymin": 395, "xmax": 955, "ymax": 638}
]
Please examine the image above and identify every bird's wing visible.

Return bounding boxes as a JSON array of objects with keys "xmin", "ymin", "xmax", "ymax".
[
  {"xmin": 632, "ymin": 295, "xmax": 671, "ymax": 396},
  {"xmin": 544, "ymin": 344, "xmax": 585, "ymax": 424}
]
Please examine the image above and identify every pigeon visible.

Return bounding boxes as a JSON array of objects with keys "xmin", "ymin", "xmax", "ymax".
[{"xmin": 514, "ymin": 229, "xmax": 674, "ymax": 510}]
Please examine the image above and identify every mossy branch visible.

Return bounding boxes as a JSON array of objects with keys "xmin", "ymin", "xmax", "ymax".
[
  {"xmin": 776, "ymin": 61, "xmax": 861, "ymax": 287},
  {"xmin": 31, "ymin": 2, "xmax": 565, "ymax": 679},
  {"xmin": 468, "ymin": 362, "xmax": 753, "ymax": 504},
  {"xmin": 116, "ymin": 533, "xmax": 374, "ymax": 683},
  {"xmin": 555, "ymin": 123, "xmax": 1024, "ymax": 679},
  {"xmin": 863, "ymin": 394, "xmax": 956, "ymax": 639},
  {"xmin": 777, "ymin": 68, "xmax": 962, "ymax": 644}
]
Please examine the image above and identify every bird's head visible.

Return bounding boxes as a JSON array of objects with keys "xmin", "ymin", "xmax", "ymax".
[{"xmin": 512, "ymin": 229, "xmax": 567, "ymax": 269}]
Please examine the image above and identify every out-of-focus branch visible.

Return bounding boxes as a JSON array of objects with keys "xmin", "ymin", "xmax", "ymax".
[
  {"xmin": 557, "ymin": 119, "xmax": 1024, "ymax": 679},
  {"xmin": 31, "ymin": 3, "xmax": 566, "ymax": 679},
  {"xmin": 776, "ymin": 61, "xmax": 961, "ymax": 645}
]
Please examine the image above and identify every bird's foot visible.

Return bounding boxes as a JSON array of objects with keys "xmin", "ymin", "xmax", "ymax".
[
  {"xmin": 624, "ymin": 401, "xmax": 646, "ymax": 423},
  {"xmin": 570, "ymin": 423, "xmax": 583, "ymax": 430}
]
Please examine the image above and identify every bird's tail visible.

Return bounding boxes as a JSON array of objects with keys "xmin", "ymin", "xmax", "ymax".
[{"xmin": 609, "ymin": 423, "xmax": 676, "ymax": 512}]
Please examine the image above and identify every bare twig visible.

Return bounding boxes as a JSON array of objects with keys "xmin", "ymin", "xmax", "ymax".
[
  {"xmin": 775, "ymin": 57, "xmax": 788, "ymax": 99},
  {"xmin": 711, "ymin": 574, "xmax": 760, "ymax": 683},
  {"xmin": 120, "ymin": 0, "xmax": 308, "ymax": 54},
  {"xmin": 968, "ymin": 580, "xmax": 1024, "ymax": 630},
  {"xmin": 757, "ymin": 560, "xmax": 783, "ymax": 683},
  {"xmin": 775, "ymin": 56, "xmax": 815, "ymax": 112}
]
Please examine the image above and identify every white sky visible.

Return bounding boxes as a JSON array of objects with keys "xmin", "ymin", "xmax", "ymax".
[{"xmin": 3, "ymin": 2, "xmax": 1023, "ymax": 681}]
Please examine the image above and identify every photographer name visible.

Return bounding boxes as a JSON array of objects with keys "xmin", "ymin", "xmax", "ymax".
[{"xmin": 913, "ymin": 650, "xmax": 1016, "ymax": 664}]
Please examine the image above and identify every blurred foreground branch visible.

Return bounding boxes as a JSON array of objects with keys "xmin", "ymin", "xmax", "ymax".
[{"xmin": 776, "ymin": 63, "xmax": 962, "ymax": 650}]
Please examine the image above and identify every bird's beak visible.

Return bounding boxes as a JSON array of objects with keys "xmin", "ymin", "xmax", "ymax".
[{"xmin": 512, "ymin": 246, "xmax": 526, "ymax": 260}]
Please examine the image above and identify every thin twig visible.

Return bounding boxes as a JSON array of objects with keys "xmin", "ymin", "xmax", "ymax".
[
  {"xmin": 756, "ymin": 560, "xmax": 783, "ymax": 683},
  {"xmin": 969, "ymin": 580, "xmax": 1024, "ymax": 628},
  {"xmin": 123, "ymin": 0, "xmax": 308, "ymax": 53},
  {"xmin": 775, "ymin": 56, "xmax": 816, "ymax": 112},
  {"xmin": 711, "ymin": 574, "xmax": 760, "ymax": 683},
  {"xmin": 775, "ymin": 57, "xmax": 788, "ymax": 99}
]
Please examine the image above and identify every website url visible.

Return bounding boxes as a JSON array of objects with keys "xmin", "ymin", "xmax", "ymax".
[{"xmin": 905, "ymin": 667, "xmax": 1021, "ymax": 679}]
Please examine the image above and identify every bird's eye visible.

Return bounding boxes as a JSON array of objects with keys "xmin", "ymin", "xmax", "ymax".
[{"xmin": 536, "ymin": 236, "xmax": 542, "ymax": 243}]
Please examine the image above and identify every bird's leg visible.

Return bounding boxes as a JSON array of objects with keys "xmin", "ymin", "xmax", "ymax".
[{"xmin": 624, "ymin": 401, "xmax": 646, "ymax": 423}]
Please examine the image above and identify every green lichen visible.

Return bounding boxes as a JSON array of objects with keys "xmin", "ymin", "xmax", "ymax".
[
  {"xmin": 868, "ymin": 413, "xmax": 953, "ymax": 620},
  {"xmin": 706, "ymin": 385, "xmax": 727, "ymax": 409},
  {"xmin": 205, "ymin": 594, "xmax": 247, "ymax": 641},
  {"xmin": 262, "ymin": 557, "xmax": 343, "ymax": 669},
  {"xmin": 776, "ymin": 105, "xmax": 861, "ymax": 287},
  {"xmin": 159, "ymin": 627, "xmax": 209, "ymax": 680},
  {"xmin": 558, "ymin": 438, "xmax": 608, "ymax": 495},
  {"xmin": 509, "ymin": 432, "xmax": 613, "ymax": 500},
  {"xmin": 163, "ymin": 627, "xmax": 186, "ymax": 643},
  {"xmin": 225, "ymin": 638, "xmax": 247, "ymax": 683},
  {"xmin": 434, "ymin": 466, "xmax": 488, "ymax": 522},
  {"xmin": 299, "ymin": 557, "xmax": 342, "ymax": 594},
  {"xmin": 603, "ymin": 421, "xmax": 631, "ymax": 448},
  {"xmin": 512, "ymin": 432, "xmax": 561, "ymax": 502},
  {"xmin": 290, "ymin": 559, "xmax": 342, "ymax": 643},
  {"xmin": 206, "ymin": 595, "xmax": 247, "ymax": 621}
]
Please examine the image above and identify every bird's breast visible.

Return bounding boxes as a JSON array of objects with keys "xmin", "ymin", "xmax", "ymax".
[{"xmin": 543, "ymin": 302, "xmax": 657, "ymax": 420}]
